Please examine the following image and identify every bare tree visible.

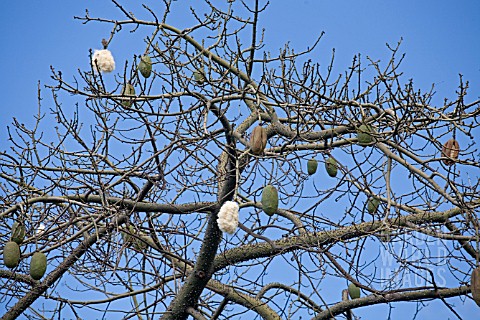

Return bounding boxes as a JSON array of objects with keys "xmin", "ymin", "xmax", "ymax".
[{"xmin": 1, "ymin": 1, "xmax": 479, "ymax": 319}]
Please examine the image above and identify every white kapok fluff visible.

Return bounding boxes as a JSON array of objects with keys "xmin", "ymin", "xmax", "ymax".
[
  {"xmin": 217, "ymin": 201, "xmax": 239, "ymax": 234},
  {"xmin": 91, "ymin": 49, "xmax": 115, "ymax": 73}
]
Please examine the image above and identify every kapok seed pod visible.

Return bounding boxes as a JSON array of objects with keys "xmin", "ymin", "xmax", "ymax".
[
  {"xmin": 367, "ymin": 197, "xmax": 380, "ymax": 214},
  {"xmin": 357, "ymin": 124, "xmax": 374, "ymax": 146},
  {"xmin": 325, "ymin": 157, "xmax": 338, "ymax": 177},
  {"xmin": 193, "ymin": 69, "xmax": 206, "ymax": 85},
  {"xmin": 121, "ymin": 83, "xmax": 136, "ymax": 107},
  {"xmin": 11, "ymin": 221, "xmax": 26, "ymax": 245},
  {"xmin": 30, "ymin": 251, "xmax": 47, "ymax": 280},
  {"xmin": 261, "ymin": 185, "xmax": 278, "ymax": 216},
  {"xmin": 348, "ymin": 283, "xmax": 361, "ymax": 299},
  {"xmin": 441, "ymin": 138, "xmax": 459, "ymax": 166},
  {"xmin": 250, "ymin": 126, "xmax": 267, "ymax": 155},
  {"xmin": 307, "ymin": 158, "xmax": 318, "ymax": 175},
  {"xmin": 471, "ymin": 267, "xmax": 480, "ymax": 306},
  {"xmin": 3, "ymin": 241, "xmax": 21, "ymax": 269},
  {"xmin": 138, "ymin": 55, "xmax": 152, "ymax": 78}
]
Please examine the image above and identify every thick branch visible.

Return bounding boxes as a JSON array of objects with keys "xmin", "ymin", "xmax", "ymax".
[{"xmin": 312, "ymin": 286, "xmax": 470, "ymax": 320}]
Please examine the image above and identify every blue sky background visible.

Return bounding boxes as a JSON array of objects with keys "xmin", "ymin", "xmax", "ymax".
[{"xmin": 1, "ymin": 1, "xmax": 479, "ymax": 319}]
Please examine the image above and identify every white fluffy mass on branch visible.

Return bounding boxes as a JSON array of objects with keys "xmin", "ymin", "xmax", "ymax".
[
  {"xmin": 217, "ymin": 201, "xmax": 239, "ymax": 234},
  {"xmin": 91, "ymin": 49, "xmax": 115, "ymax": 73}
]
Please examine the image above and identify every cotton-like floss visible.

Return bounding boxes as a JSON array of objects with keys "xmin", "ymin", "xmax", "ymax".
[
  {"xmin": 91, "ymin": 49, "xmax": 115, "ymax": 73},
  {"xmin": 36, "ymin": 223, "xmax": 46, "ymax": 235},
  {"xmin": 217, "ymin": 201, "xmax": 239, "ymax": 234}
]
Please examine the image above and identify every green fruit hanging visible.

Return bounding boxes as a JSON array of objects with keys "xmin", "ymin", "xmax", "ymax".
[
  {"xmin": 121, "ymin": 83, "xmax": 136, "ymax": 107},
  {"xmin": 325, "ymin": 157, "xmax": 338, "ymax": 177},
  {"xmin": 307, "ymin": 158, "xmax": 318, "ymax": 175},
  {"xmin": 193, "ymin": 69, "xmax": 206, "ymax": 85},
  {"xmin": 357, "ymin": 124, "xmax": 374, "ymax": 146},
  {"xmin": 472, "ymin": 267, "xmax": 480, "ymax": 306},
  {"xmin": 138, "ymin": 55, "xmax": 152, "ymax": 78},
  {"xmin": 367, "ymin": 197, "xmax": 380, "ymax": 214},
  {"xmin": 30, "ymin": 251, "xmax": 47, "ymax": 280},
  {"xmin": 348, "ymin": 283, "xmax": 361, "ymax": 299},
  {"xmin": 3, "ymin": 241, "xmax": 21, "ymax": 269},
  {"xmin": 261, "ymin": 185, "xmax": 278, "ymax": 216},
  {"xmin": 11, "ymin": 221, "xmax": 26, "ymax": 245}
]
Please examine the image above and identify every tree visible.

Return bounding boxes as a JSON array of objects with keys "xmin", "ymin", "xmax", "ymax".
[{"xmin": 1, "ymin": 1, "xmax": 479, "ymax": 319}]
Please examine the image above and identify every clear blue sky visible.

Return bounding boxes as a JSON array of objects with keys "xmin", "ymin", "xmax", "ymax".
[
  {"xmin": 1, "ymin": 1, "xmax": 479, "ymax": 319},
  {"xmin": 1, "ymin": 0, "xmax": 479, "ymax": 133}
]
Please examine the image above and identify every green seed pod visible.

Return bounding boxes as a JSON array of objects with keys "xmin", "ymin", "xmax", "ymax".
[
  {"xmin": 11, "ymin": 221, "xmax": 26, "ymax": 245},
  {"xmin": 357, "ymin": 124, "xmax": 374, "ymax": 146},
  {"xmin": 367, "ymin": 197, "xmax": 380, "ymax": 214},
  {"xmin": 261, "ymin": 185, "xmax": 278, "ymax": 216},
  {"xmin": 121, "ymin": 83, "xmax": 136, "ymax": 107},
  {"xmin": 30, "ymin": 251, "xmax": 47, "ymax": 280},
  {"xmin": 471, "ymin": 267, "xmax": 480, "ymax": 306},
  {"xmin": 307, "ymin": 158, "xmax": 318, "ymax": 175},
  {"xmin": 325, "ymin": 157, "xmax": 338, "ymax": 177},
  {"xmin": 348, "ymin": 283, "xmax": 361, "ymax": 299},
  {"xmin": 3, "ymin": 241, "xmax": 21, "ymax": 269},
  {"xmin": 193, "ymin": 69, "xmax": 206, "ymax": 85},
  {"xmin": 138, "ymin": 55, "xmax": 152, "ymax": 78}
]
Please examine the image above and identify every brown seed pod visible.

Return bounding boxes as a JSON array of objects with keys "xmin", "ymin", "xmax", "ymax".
[
  {"xmin": 250, "ymin": 126, "xmax": 267, "ymax": 155},
  {"xmin": 441, "ymin": 138, "xmax": 459, "ymax": 165},
  {"xmin": 472, "ymin": 267, "xmax": 480, "ymax": 306}
]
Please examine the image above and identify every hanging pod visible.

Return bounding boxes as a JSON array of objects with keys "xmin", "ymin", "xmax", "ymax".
[
  {"xmin": 193, "ymin": 69, "xmax": 206, "ymax": 85},
  {"xmin": 3, "ymin": 241, "xmax": 21, "ymax": 269},
  {"xmin": 325, "ymin": 157, "xmax": 338, "ymax": 177},
  {"xmin": 348, "ymin": 283, "xmax": 361, "ymax": 299},
  {"xmin": 261, "ymin": 185, "xmax": 278, "ymax": 216},
  {"xmin": 11, "ymin": 221, "xmax": 26, "ymax": 245},
  {"xmin": 357, "ymin": 124, "xmax": 374, "ymax": 146},
  {"xmin": 441, "ymin": 138, "xmax": 459, "ymax": 165},
  {"xmin": 138, "ymin": 55, "xmax": 152, "ymax": 78},
  {"xmin": 30, "ymin": 251, "xmax": 47, "ymax": 280},
  {"xmin": 471, "ymin": 267, "xmax": 480, "ymax": 306},
  {"xmin": 307, "ymin": 158, "xmax": 318, "ymax": 175},
  {"xmin": 250, "ymin": 126, "xmax": 267, "ymax": 155},
  {"xmin": 121, "ymin": 83, "xmax": 136, "ymax": 107},
  {"xmin": 367, "ymin": 197, "xmax": 380, "ymax": 214}
]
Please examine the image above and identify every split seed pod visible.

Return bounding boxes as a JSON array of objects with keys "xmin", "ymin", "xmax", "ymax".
[
  {"xmin": 471, "ymin": 267, "xmax": 480, "ymax": 306},
  {"xmin": 250, "ymin": 126, "xmax": 267, "ymax": 155},
  {"xmin": 441, "ymin": 138, "xmax": 459, "ymax": 165}
]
